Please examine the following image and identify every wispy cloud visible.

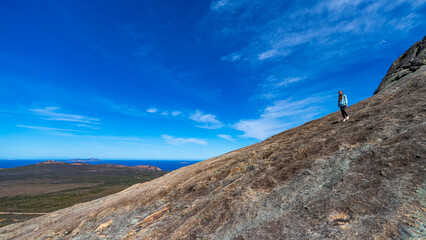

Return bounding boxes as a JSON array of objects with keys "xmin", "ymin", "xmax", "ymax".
[
  {"xmin": 30, "ymin": 107, "xmax": 99, "ymax": 124},
  {"xmin": 258, "ymin": 49, "xmax": 290, "ymax": 60},
  {"xmin": 210, "ymin": 0, "xmax": 231, "ymax": 11},
  {"xmin": 233, "ymin": 95, "xmax": 329, "ymax": 140},
  {"xmin": 146, "ymin": 108, "xmax": 158, "ymax": 113},
  {"xmin": 221, "ymin": 53, "xmax": 242, "ymax": 62},
  {"xmin": 93, "ymin": 97, "xmax": 145, "ymax": 117},
  {"xmin": 86, "ymin": 135, "xmax": 141, "ymax": 141},
  {"xmin": 274, "ymin": 77, "xmax": 303, "ymax": 88},
  {"xmin": 76, "ymin": 124, "xmax": 100, "ymax": 130},
  {"xmin": 210, "ymin": 0, "xmax": 262, "ymax": 12},
  {"xmin": 206, "ymin": 0, "xmax": 425, "ymax": 123},
  {"xmin": 171, "ymin": 111, "xmax": 182, "ymax": 117},
  {"xmin": 94, "ymin": 97, "xmax": 183, "ymax": 119},
  {"xmin": 233, "ymin": 118, "xmax": 287, "ymax": 141},
  {"xmin": 211, "ymin": 0, "xmax": 425, "ymax": 67},
  {"xmin": 16, "ymin": 124, "xmax": 86, "ymax": 137},
  {"xmin": 17, "ymin": 125, "xmax": 86, "ymax": 133},
  {"xmin": 147, "ymin": 108, "xmax": 182, "ymax": 117},
  {"xmin": 162, "ymin": 134, "xmax": 207, "ymax": 145},
  {"xmin": 253, "ymin": 76, "xmax": 305, "ymax": 100},
  {"xmin": 217, "ymin": 134, "xmax": 233, "ymax": 141},
  {"xmin": 18, "ymin": 124, "xmax": 143, "ymax": 142},
  {"xmin": 189, "ymin": 110, "xmax": 224, "ymax": 129}
]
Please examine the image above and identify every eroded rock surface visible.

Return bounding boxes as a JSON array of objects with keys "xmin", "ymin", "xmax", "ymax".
[
  {"xmin": 375, "ymin": 36, "xmax": 425, "ymax": 94},
  {"xmin": 0, "ymin": 39, "xmax": 425, "ymax": 239}
]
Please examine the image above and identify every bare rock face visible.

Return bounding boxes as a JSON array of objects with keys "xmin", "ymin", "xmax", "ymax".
[
  {"xmin": 374, "ymin": 36, "xmax": 425, "ymax": 94},
  {"xmin": 0, "ymin": 39, "xmax": 425, "ymax": 239}
]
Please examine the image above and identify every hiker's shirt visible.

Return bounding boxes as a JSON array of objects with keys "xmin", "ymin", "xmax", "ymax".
[{"xmin": 338, "ymin": 94, "xmax": 348, "ymax": 108}]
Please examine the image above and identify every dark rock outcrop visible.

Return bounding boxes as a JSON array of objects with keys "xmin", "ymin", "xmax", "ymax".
[
  {"xmin": 374, "ymin": 36, "xmax": 425, "ymax": 94},
  {"xmin": 0, "ymin": 38, "xmax": 425, "ymax": 239}
]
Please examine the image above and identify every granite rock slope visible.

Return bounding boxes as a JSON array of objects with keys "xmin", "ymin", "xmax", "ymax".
[
  {"xmin": 0, "ymin": 38, "xmax": 425, "ymax": 240},
  {"xmin": 375, "ymin": 36, "xmax": 425, "ymax": 94}
]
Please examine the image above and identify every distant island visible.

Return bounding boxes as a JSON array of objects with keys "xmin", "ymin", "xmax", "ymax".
[
  {"xmin": 64, "ymin": 158, "xmax": 102, "ymax": 163},
  {"xmin": 35, "ymin": 160, "xmax": 162, "ymax": 171}
]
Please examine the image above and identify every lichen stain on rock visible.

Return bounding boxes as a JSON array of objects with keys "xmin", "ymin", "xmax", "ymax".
[
  {"xmin": 137, "ymin": 207, "xmax": 169, "ymax": 228},
  {"xmin": 95, "ymin": 219, "xmax": 113, "ymax": 233}
]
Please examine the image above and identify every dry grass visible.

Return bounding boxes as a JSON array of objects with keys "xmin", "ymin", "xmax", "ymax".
[{"xmin": 0, "ymin": 181, "xmax": 98, "ymax": 197}]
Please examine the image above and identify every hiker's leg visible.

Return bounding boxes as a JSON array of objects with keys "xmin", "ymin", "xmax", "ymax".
[{"xmin": 340, "ymin": 107, "xmax": 347, "ymax": 118}]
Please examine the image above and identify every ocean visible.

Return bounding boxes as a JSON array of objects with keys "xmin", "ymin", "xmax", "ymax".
[{"xmin": 0, "ymin": 160, "xmax": 202, "ymax": 172}]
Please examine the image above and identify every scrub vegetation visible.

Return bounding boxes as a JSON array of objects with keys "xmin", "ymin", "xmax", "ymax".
[{"xmin": 0, "ymin": 161, "xmax": 167, "ymax": 227}]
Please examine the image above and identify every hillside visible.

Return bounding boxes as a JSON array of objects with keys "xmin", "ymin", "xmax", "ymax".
[
  {"xmin": 0, "ymin": 37, "xmax": 425, "ymax": 239},
  {"xmin": 0, "ymin": 161, "xmax": 166, "ymax": 228}
]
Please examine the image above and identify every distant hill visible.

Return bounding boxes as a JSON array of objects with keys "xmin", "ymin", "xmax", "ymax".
[
  {"xmin": 33, "ymin": 160, "xmax": 162, "ymax": 171},
  {"xmin": 0, "ymin": 161, "xmax": 167, "ymax": 228},
  {"xmin": 64, "ymin": 158, "xmax": 102, "ymax": 163},
  {"xmin": 0, "ymin": 37, "xmax": 425, "ymax": 239}
]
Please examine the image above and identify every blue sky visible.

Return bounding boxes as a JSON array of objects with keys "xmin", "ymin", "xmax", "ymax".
[{"xmin": 0, "ymin": 0, "xmax": 425, "ymax": 160}]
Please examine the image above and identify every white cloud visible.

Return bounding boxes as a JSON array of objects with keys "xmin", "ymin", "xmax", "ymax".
[
  {"xmin": 146, "ymin": 108, "xmax": 158, "ymax": 113},
  {"xmin": 221, "ymin": 53, "xmax": 242, "ymax": 62},
  {"xmin": 18, "ymin": 124, "xmax": 145, "ymax": 142},
  {"xmin": 95, "ymin": 98, "xmax": 183, "ymax": 118},
  {"xmin": 217, "ymin": 134, "xmax": 233, "ymax": 141},
  {"xmin": 261, "ymin": 97, "xmax": 322, "ymax": 119},
  {"xmin": 86, "ymin": 135, "xmax": 140, "ymax": 141},
  {"xmin": 171, "ymin": 111, "xmax": 182, "ymax": 117},
  {"xmin": 234, "ymin": 96, "xmax": 329, "ymax": 140},
  {"xmin": 233, "ymin": 118, "xmax": 288, "ymax": 141},
  {"xmin": 231, "ymin": 55, "xmax": 241, "ymax": 61},
  {"xmin": 210, "ymin": 0, "xmax": 231, "ymax": 11},
  {"xmin": 258, "ymin": 49, "xmax": 290, "ymax": 60},
  {"xmin": 394, "ymin": 13, "xmax": 419, "ymax": 30},
  {"xmin": 17, "ymin": 125, "xmax": 85, "ymax": 133},
  {"xmin": 93, "ymin": 97, "xmax": 144, "ymax": 117},
  {"xmin": 76, "ymin": 124, "xmax": 100, "ymax": 130},
  {"xmin": 255, "ymin": 93, "xmax": 277, "ymax": 100},
  {"xmin": 30, "ymin": 107, "xmax": 99, "ymax": 124},
  {"xmin": 189, "ymin": 110, "xmax": 224, "ymax": 129},
  {"xmin": 318, "ymin": 0, "xmax": 364, "ymax": 12},
  {"xmin": 274, "ymin": 77, "xmax": 303, "ymax": 88},
  {"xmin": 258, "ymin": 49, "xmax": 277, "ymax": 60},
  {"xmin": 162, "ymin": 135, "xmax": 207, "ymax": 145},
  {"xmin": 210, "ymin": 0, "xmax": 263, "ymax": 12},
  {"xmin": 412, "ymin": 0, "xmax": 426, "ymax": 8},
  {"xmin": 209, "ymin": 0, "xmax": 425, "ymax": 67},
  {"xmin": 253, "ymin": 76, "xmax": 304, "ymax": 100}
]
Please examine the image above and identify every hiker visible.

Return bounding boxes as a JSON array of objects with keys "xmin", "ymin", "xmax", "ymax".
[{"xmin": 338, "ymin": 91, "xmax": 349, "ymax": 122}]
